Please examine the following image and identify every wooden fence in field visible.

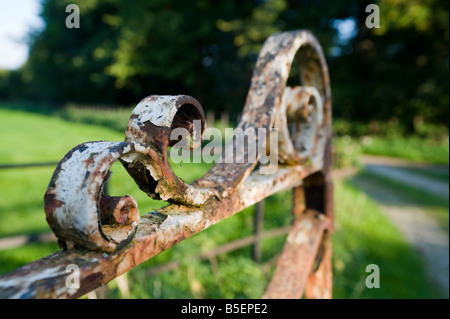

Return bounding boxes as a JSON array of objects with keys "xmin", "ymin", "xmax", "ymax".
[{"xmin": 0, "ymin": 29, "xmax": 334, "ymax": 299}]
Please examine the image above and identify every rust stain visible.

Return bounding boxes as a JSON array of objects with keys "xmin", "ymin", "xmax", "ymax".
[
  {"xmin": 0, "ymin": 29, "xmax": 334, "ymax": 299},
  {"xmin": 43, "ymin": 194, "xmax": 64, "ymax": 212}
]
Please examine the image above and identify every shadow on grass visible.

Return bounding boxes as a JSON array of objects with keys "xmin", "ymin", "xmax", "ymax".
[
  {"xmin": 0, "ymin": 100, "xmax": 58, "ymax": 117},
  {"xmin": 351, "ymin": 172, "xmax": 448, "ymax": 208},
  {"xmin": 350, "ymin": 170, "xmax": 449, "ymax": 231},
  {"xmin": 0, "ymin": 100, "xmax": 131, "ymax": 133}
]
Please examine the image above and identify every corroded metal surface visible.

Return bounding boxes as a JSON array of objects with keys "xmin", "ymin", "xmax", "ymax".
[
  {"xmin": 123, "ymin": 95, "xmax": 218, "ymax": 206},
  {"xmin": 44, "ymin": 141, "xmax": 147, "ymax": 252},
  {"xmin": 305, "ymin": 232, "xmax": 333, "ymax": 299},
  {"xmin": 0, "ymin": 29, "xmax": 333, "ymax": 299},
  {"xmin": 0, "ymin": 166, "xmax": 310, "ymax": 299},
  {"xmin": 195, "ymin": 30, "xmax": 331, "ymax": 191},
  {"xmin": 262, "ymin": 210, "xmax": 332, "ymax": 299},
  {"xmin": 277, "ymin": 86, "xmax": 324, "ymax": 165}
]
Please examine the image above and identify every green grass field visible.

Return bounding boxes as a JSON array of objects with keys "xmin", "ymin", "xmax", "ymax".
[
  {"xmin": 0, "ymin": 105, "xmax": 444, "ymax": 298},
  {"xmin": 361, "ymin": 135, "xmax": 449, "ymax": 165}
]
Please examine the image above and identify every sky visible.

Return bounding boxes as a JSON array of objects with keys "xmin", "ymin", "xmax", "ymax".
[{"xmin": 0, "ymin": 0, "xmax": 44, "ymax": 70}]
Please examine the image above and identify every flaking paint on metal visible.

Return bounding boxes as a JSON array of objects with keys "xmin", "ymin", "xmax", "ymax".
[{"xmin": 0, "ymin": 29, "xmax": 333, "ymax": 299}]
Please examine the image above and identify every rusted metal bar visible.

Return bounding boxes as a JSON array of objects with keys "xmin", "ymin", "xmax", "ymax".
[
  {"xmin": 146, "ymin": 225, "xmax": 291, "ymax": 277},
  {"xmin": 262, "ymin": 210, "xmax": 331, "ymax": 299},
  {"xmin": 0, "ymin": 29, "xmax": 332, "ymax": 299},
  {"xmin": 304, "ymin": 231, "xmax": 333, "ymax": 299},
  {"xmin": 292, "ymin": 186, "xmax": 306, "ymax": 218},
  {"xmin": 0, "ymin": 166, "xmax": 311, "ymax": 299},
  {"xmin": 0, "ymin": 162, "xmax": 58, "ymax": 170}
]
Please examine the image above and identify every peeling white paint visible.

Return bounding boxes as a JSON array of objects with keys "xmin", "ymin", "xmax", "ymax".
[
  {"xmin": 133, "ymin": 96, "xmax": 178, "ymax": 128},
  {"xmin": 287, "ymin": 219, "xmax": 313, "ymax": 246},
  {"xmin": 238, "ymin": 166, "xmax": 304, "ymax": 207},
  {"xmin": 47, "ymin": 141, "xmax": 148, "ymax": 251},
  {"xmin": 0, "ymin": 29, "xmax": 333, "ymax": 298},
  {"xmin": 0, "ymin": 266, "xmax": 67, "ymax": 299}
]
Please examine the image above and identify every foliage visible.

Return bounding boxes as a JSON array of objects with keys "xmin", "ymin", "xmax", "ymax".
[
  {"xmin": 59, "ymin": 103, "xmax": 133, "ymax": 132},
  {"xmin": 333, "ymin": 118, "xmax": 449, "ymax": 165},
  {"xmin": 0, "ymin": 0, "xmax": 447, "ymax": 131},
  {"xmin": 333, "ymin": 135, "xmax": 363, "ymax": 169},
  {"xmin": 361, "ymin": 135, "xmax": 449, "ymax": 164},
  {"xmin": 332, "ymin": 0, "xmax": 449, "ymax": 130}
]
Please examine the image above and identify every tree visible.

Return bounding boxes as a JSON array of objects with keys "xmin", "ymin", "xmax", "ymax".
[
  {"xmin": 332, "ymin": 0, "xmax": 449, "ymax": 130},
  {"xmin": 9, "ymin": 0, "xmax": 449, "ymax": 131}
]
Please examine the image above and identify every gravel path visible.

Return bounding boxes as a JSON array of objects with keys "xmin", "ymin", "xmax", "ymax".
[
  {"xmin": 362, "ymin": 155, "xmax": 449, "ymax": 199},
  {"xmin": 353, "ymin": 156, "xmax": 449, "ymax": 298}
]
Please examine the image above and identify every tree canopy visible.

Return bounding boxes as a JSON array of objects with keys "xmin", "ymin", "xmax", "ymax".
[{"xmin": 1, "ymin": 0, "xmax": 448, "ymax": 131}]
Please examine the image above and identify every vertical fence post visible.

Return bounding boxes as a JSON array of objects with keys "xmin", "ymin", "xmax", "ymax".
[
  {"xmin": 303, "ymin": 140, "xmax": 334, "ymax": 298},
  {"xmin": 102, "ymin": 179, "xmax": 109, "ymax": 196},
  {"xmin": 253, "ymin": 200, "xmax": 265, "ymax": 263},
  {"xmin": 206, "ymin": 111, "xmax": 215, "ymax": 128},
  {"xmin": 292, "ymin": 186, "xmax": 306, "ymax": 218}
]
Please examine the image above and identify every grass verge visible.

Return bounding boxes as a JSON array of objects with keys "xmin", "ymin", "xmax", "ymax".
[
  {"xmin": 361, "ymin": 136, "xmax": 449, "ymax": 165},
  {"xmin": 399, "ymin": 166, "xmax": 449, "ymax": 183}
]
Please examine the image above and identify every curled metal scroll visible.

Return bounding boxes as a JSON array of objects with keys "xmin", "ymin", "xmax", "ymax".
[{"xmin": 44, "ymin": 30, "xmax": 331, "ymax": 252}]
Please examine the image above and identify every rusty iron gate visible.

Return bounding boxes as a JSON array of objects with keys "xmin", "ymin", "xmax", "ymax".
[{"xmin": 0, "ymin": 30, "xmax": 333, "ymax": 299}]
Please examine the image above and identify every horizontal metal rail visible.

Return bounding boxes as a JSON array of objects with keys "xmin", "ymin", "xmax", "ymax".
[
  {"xmin": 145, "ymin": 225, "xmax": 292, "ymax": 277},
  {"xmin": 0, "ymin": 233, "xmax": 56, "ymax": 251},
  {"xmin": 0, "ymin": 165, "xmax": 313, "ymax": 298},
  {"xmin": 0, "ymin": 162, "xmax": 59, "ymax": 170}
]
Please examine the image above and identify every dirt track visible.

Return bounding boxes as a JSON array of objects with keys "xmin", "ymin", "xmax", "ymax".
[
  {"xmin": 353, "ymin": 156, "xmax": 449, "ymax": 298},
  {"xmin": 362, "ymin": 155, "xmax": 449, "ymax": 198}
]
